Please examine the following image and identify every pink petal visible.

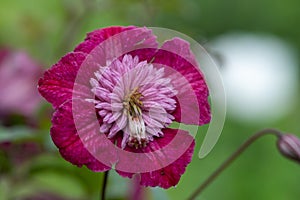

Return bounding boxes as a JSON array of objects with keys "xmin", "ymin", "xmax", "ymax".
[
  {"xmin": 74, "ymin": 27, "xmax": 158, "ymax": 69},
  {"xmin": 127, "ymin": 38, "xmax": 211, "ymax": 126},
  {"xmin": 38, "ymin": 52, "xmax": 92, "ymax": 108},
  {"xmin": 116, "ymin": 128, "xmax": 195, "ymax": 188},
  {"xmin": 129, "ymin": 48, "xmax": 157, "ymax": 63},
  {"xmin": 140, "ymin": 141, "xmax": 194, "ymax": 189},
  {"xmin": 154, "ymin": 38, "xmax": 211, "ymax": 125},
  {"xmin": 39, "ymin": 26, "xmax": 159, "ymax": 109},
  {"xmin": 74, "ymin": 26, "xmax": 135, "ymax": 54},
  {"xmin": 51, "ymin": 99, "xmax": 114, "ymax": 172},
  {"xmin": 74, "ymin": 26, "xmax": 158, "ymax": 56}
]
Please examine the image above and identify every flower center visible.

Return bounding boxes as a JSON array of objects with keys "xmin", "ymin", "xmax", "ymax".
[
  {"xmin": 124, "ymin": 88, "xmax": 148, "ymax": 148},
  {"xmin": 88, "ymin": 54, "xmax": 177, "ymax": 149}
]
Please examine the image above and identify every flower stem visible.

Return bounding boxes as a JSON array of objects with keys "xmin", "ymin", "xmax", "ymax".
[
  {"xmin": 187, "ymin": 128, "xmax": 283, "ymax": 200},
  {"xmin": 101, "ymin": 171, "xmax": 109, "ymax": 200}
]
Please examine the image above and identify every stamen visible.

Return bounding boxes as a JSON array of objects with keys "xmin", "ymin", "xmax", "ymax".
[{"xmin": 125, "ymin": 88, "xmax": 148, "ymax": 148}]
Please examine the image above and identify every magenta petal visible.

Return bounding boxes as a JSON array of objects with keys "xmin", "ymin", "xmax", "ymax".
[
  {"xmin": 154, "ymin": 38, "xmax": 211, "ymax": 125},
  {"xmin": 116, "ymin": 128, "xmax": 195, "ymax": 188},
  {"xmin": 39, "ymin": 27, "xmax": 158, "ymax": 109},
  {"xmin": 74, "ymin": 26, "xmax": 158, "ymax": 55},
  {"xmin": 75, "ymin": 26, "xmax": 158, "ymax": 69},
  {"xmin": 127, "ymin": 38, "xmax": 211, "ymax": 126},
  {"xmin": 139, "ymin": 145, "xmax": 194, "ymax": 189},
  {"xmin": 140, "ymin": 130, "xmax": 195, "ymax": 188},
  {"xmin": 51, "ymin": 99, "xmax": 111, "ymax": 172},
  {"xmin": 38, "ymin": 52, "xmax": 92, "ymax": 108},
  {"xmin": 74, "ymin": 26, "xmax": 135, "ymax": 54}
]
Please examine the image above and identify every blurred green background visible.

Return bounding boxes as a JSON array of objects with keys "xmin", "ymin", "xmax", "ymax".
[{"xmin": 0, "ymin": 0, "xmax": 299, "ymax": 199}]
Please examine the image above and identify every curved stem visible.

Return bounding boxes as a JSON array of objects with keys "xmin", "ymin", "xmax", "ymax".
[
  {"xmin": 101, "ymin": 171, "xmax": 109, "ymax": 200},
  {"xmin": 187, "ymin": 128, "xmax": 283, "ymax": 200}
]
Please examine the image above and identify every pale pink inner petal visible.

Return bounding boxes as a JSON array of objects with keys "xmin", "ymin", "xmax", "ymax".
[{"xmin": 87, "ymin": 54, "xmax": 177, "ymax": 148}]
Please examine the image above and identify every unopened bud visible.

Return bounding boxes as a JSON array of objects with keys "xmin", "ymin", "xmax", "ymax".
[{"xmin": 277, "ymin": 134, "xmax": 300, "ymax": 164}]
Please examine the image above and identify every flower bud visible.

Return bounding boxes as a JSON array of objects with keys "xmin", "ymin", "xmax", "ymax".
[{"xmin": 277, "ymin": 134, "xmax": 300, "ymax": 164}]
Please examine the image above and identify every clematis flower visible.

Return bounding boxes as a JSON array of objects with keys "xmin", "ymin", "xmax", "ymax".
[{"xmin": 38, "ymin": 26, "xmax": 211, "ymax": 188}]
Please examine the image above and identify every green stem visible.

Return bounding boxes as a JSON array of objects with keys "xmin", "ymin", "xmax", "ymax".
[
  {"xmin": 187, "ymin": 128, "xmax": 283, "ymax": 200},
  {"xmin": 101, "ymin": 171, "xmax": 109, "ymax": 200}
]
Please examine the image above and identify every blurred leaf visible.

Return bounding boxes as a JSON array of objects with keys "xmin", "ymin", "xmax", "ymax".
[
  {"xmin": 28, "ymin": 170, "xmax": 86, "ymax": 199},
  {"xmin": 29, "ymin": 153, "xmax": 102, "ymax": 198},
  {"xmin": 0, "ymin": 177, "xmax": 10, "ymax": 200},
  {"xmin": 0, "ymin": 126, "xmax": 36, "ymax": 142}
]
